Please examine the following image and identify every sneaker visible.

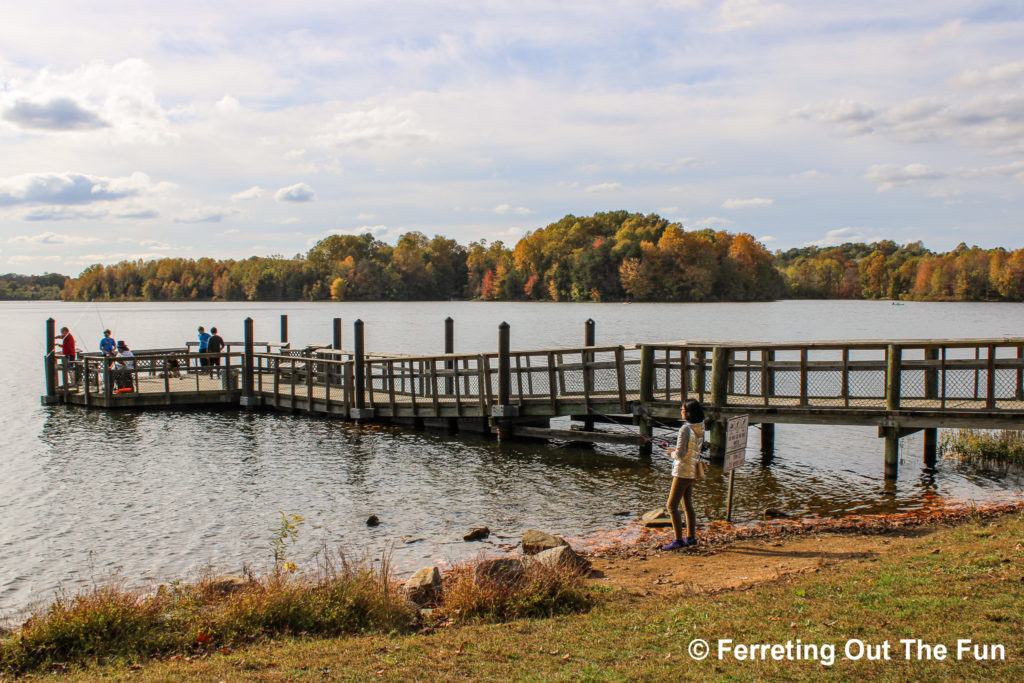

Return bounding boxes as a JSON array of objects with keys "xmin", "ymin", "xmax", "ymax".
[
  {"xmin": 662, "ymin": 539, "xmax": 686, "ymax": 551},
  {"xmin": 684, "ymin": 537, "xmax": 699, "ymax": 548}
]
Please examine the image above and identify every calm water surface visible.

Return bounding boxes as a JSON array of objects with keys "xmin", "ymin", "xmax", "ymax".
[{"xmin": 3, "ymin": 300, "xmax": 1023, "ymax": 618}]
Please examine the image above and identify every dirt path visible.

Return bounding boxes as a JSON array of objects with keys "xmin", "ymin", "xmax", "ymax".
[{"xmin": 587, "ymin": 526, "xmax": 936, "ymax": 596}]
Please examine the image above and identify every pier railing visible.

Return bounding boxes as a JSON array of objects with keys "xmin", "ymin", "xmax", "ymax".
[{"xmin": 641, "ymin": 339, "xmax": 1024, "ymax": 416}]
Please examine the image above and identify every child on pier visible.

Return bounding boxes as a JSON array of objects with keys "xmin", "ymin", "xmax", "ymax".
[{"xmin": 662, "ymin": 399, "xmax": 706, "ymax": 551}]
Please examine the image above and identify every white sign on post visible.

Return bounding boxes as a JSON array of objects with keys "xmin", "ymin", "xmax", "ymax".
[{"xmin": 723, "ymin": 415, "xmax": 749, "ymax": 472}]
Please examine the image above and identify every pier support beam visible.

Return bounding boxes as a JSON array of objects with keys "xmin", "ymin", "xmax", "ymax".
[
  {"xmin": 923, "ymin": 428, "xmax": 938, "ymax": 469},
  {"xmin": 760, "ymin": 422, "xmax": 775, "ymax": 456},
  {"xmin": 883, "ymin": 427, "xmax": 900, "ymax": 479}
]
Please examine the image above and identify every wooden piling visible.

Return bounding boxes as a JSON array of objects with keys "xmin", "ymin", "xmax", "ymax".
[
  {"xmin": 242, "ymin": 317, "xmax": 254, "ymax": 405},
  {"xmin": 43, "ymin": 317, "xmax": 57, "ymax": 404},
  {"xmin": 884, "ymin": 344, "xmax": 902, "ymax": 479},
  {"xmin": 354, "ymin": 319, "xmax": 365, "ymax": 411},
  {"xmin": 445, "ymin": 317, "xmax": 454, "ymax": 395},
  {"xmin": 923, "ymin": 347, "xmax": 939, "ymax": 468},
  {"xmin": 333, "ymin": 317, "xmax": 342, "ymax": 351},
  {"xmin": 583, "ymin": 319, "xmax": 595, "ymax": 431},
  {"xmin": 760, "ymin": 422, "xmax": 775, "ymax": 456},
  {"xmin": 495, "ymin": 322, "xmax": 515, "ymax": 441},
  {"xmin": 637, "ymin": 345, "xmax": 655, "ymax": 457},
  {"xmin": 280, "ymin": 314, "xmax": 288, "ymax": 344},
  {"xmin": 709, "ymin": 346, "xmax": 728, "ymax": 460}
]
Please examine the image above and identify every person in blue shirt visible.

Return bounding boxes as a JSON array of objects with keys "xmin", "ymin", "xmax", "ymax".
[
  {"xmin": 198, "ymin": 326, "xmax": 211, "ymax": 374},
  {"xmin": 99, "ymin": 329, "xmax": 116, "ymax": 356}
]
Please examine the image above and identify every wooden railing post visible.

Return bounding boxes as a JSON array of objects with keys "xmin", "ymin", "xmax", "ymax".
[
  {"xmin": 1017, "ymin": 344, "xmax": 1023, "ymax": 401},
  {"xmin": 43, "ymin": 317, "xmax": 58, "ymax": 404},
  {"xmin": 242, "ymin": 317, "xmax": 255, "ymax": 406},
  {"xmin": 708, "ymin": 346, "xmax": 729, "ymax": 460}
]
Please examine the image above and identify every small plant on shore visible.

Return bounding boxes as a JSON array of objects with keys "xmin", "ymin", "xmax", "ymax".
[
  {"xmin": 940, "ymin": 429, "xmax": 1024, "ymax": 470},
  {"xmin": 441, "ymin": 560, "xmax": 593, "ymax": 623},
  {"xmin": 270, "ymin": 511, "xmax": 305, "ymax": 574}
]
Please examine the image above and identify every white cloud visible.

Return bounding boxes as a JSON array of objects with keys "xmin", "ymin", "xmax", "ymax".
[
  {"xmin": 22, "ymin": 207, "xmax": 109, "ymax": 221},
  {"xmin": 0, "ymin": 171, "xmax": 161, "ymax": 207},
  {"xmin": 8, "ymin": 254, "xmax": 62, "ymax": 264},
  {"xmin": 312, "ymin": 107, "xmax": 437, "ymax": 149},
  {"xmin": 923, "ymin": 18, "xmax": 965, "ymax": 46},
  {"xmin": 2, "ymin": 97, "xmax": 109, "ymax": 131},
  {"xmin": 9, "ymin": 231, "xmax": 99, "ymax": 246},
  {"xmin": 174, "ymin": 206, "xmax": 240, "ymax": 223},
  {"xmin": 758, "ymin": 235, "xmax": 777, "ymax": 243},
  {"xmin": 0, "ymin": 59, "xmax": 176, "ymax": 144},
  {"xmin": 793, "ymin": 169, "xmax": 827, "ymax": 179},
  {"xmin": 231, "ymin": 186, "xmax": 265, "ymax": 201},
  {"xmin": 950, "ymin": 60, "xmax": 1024, "ymax": 89},
  {"xmin": 717, "ymin": 0, "xmax": 791, "ymax": 31},
  {"xmin": 687, "ymin": 216, "xmax": 734, "ymax": 228},
  {"xmin": 493, "ymin": 203, "xmax": 531, "ymax": 215},
  {"xmin": 806, "ymin": 227, "xmax": 886, "ymax": 247},
  {"xmin": 864, "ymin": 164, "xmax": 945, "ymax": 191},
  {"xmin": 274, "ymin": 182, "xmax": 316, "ymax": 203},
  {"xmin": 585, "ymin": 182, "xmax": 621, "ymax": 193},
  {"xmin": 722, "ymin": 197, "xmax": 773, "ymax": 209}
]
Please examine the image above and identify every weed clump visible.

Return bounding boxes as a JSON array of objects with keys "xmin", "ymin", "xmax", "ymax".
[
  {"xmin": 0, "ymin": 555, "xmax": 413, "ymax": 675},
  {"xmin": 940, "ymin": 429, "xmax": 1024, "ymax": 469},
  {"xmin": 441, "ymin": 560, "xmax": 593, "ymax": 623}
]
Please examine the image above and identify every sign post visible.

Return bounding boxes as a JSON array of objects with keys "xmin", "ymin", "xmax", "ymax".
[{"xmin": 724, "ymin": 415, "xmax": 749, "ymax": 523}]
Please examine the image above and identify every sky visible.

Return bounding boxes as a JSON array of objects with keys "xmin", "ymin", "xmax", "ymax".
[{"xmin": 1, "ymin": 1, "xmax": 1022, "ymax": 275}]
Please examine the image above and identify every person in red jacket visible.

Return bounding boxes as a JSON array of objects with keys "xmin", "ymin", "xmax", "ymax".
[{"xmin": 55, "ymin": 327, "xmax": 79, "ymax": 385}]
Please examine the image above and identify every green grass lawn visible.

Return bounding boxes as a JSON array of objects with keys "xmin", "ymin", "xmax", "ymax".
[{"xmin": 15, "ymin": 510, "xmax": 1023, "ymax": 682}]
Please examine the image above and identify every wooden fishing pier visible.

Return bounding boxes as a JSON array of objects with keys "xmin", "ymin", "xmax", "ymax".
[{"xmin": 42, "ymin": 316, "xmax": 1024, "ymax": 480}]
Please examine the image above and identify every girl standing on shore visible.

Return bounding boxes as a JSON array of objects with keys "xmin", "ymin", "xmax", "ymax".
[{"xmin": 662, "ymin": 399, "xmax": 706, "ymax": 551}]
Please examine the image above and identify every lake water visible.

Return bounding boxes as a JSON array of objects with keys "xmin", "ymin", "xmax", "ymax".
[{"xmin": 3, "ymin": 300, "xmax": 1023, "ymax": 618}]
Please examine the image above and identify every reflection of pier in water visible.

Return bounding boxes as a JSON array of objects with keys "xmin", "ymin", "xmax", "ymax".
[{"xmin": 42, "ymin": 315, "xmax": 1024, "ymax": 480}]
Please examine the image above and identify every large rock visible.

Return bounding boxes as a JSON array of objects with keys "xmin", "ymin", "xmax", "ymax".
[
  {"xmin": 521, "ymin": 529, "xmax": 569, "ymax": 555},
  {"xmin": 464, "ymin": 526, "xmax": 490, "ymax": 541},
  {"xmin": 404, "ymin": 566, "xmax": 442, "ymax": 605},
  {"xmin": 532, "ymin": 545, "xmax": 591, "ymax": 574},
  {"xmin": 473, "ymin": 558, "xmax": 525, "ymax": 587},
  {"xmin": 640, "ymin": 509, "xmax": 673, "ymax": 528}
]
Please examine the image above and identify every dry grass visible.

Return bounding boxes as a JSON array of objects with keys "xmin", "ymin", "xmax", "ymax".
[{"xmin": 441, "ymin": 560, "xmax": 593, "ymax": 623}]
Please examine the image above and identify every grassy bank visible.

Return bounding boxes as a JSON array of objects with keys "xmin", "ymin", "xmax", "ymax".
[
  {"xmin": 8, "ymin": 507, "xmax": 1023, "ymax": 681},
  {"xmin": 941, "ymin": 429, "xmax": 1024, "ymax": 469}
]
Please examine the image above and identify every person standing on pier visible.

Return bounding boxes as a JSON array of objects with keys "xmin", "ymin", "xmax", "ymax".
[
  {"xmin": 207, "ymin": 327, "xmax": 224, "ymax": 377},
  {"xmin": 99, "ymin": 329, "xmax": 116, "ymax": 357},
  {"xmin": 55, "ymin": 326, "xmax": 78, "ymax": 385},
  {"xmin": 197, "ymin": 326, "xmax": 211, "ymax": 374},
  {"xmin": 662, "ymin": 399, "xmax": 706, "ymax": 551}
]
